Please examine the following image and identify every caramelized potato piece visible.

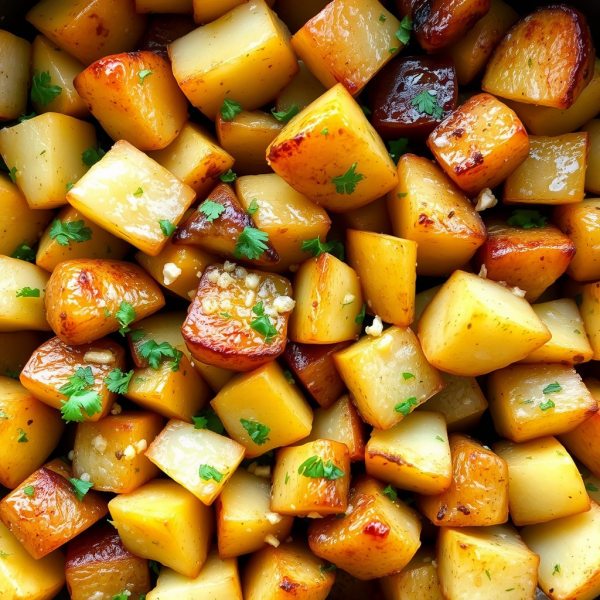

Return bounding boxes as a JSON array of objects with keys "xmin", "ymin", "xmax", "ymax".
[
  {"xmin": 45, "ymin": 259, "xmax": 165, "ymax": 345},
  {"xmin": 211, "ymin": 361, "xmax": 313, "ymax": 458},
  {"xmin": 487, "ymin": 364, "xmax": 598, "ymax": 443},
  {"xmin": 415, "ymin": 433, "xmax": 509, "ymax": 527},
  {"xmin": 386, "ymin": 155, "xmax": 486, "ymax": 277},
  {"xmin": 0, "ymin": 31, "xmax": 31, "ymax": 121},
  {"xmin": 26, "ymin": 0, "xmax": 146, "ymax": 65},
  {"xmin": 334, "ymin": 326, "xmax": 445, "ymax": 430},
  {"xmin": 427, "ymin": 93, "xmax": 529, "ymax": 196},
  {"xmin": 276, "ymin": 61, "xmax": 327, "ymax": 113},
  {"xmin": 369, "ymin": 56, "xmax": 457, "ymax": 140},
  {"xmin": 583, "ymin": 120, "xmax": 600, "ymax": 194},
  {"xmin": 0, "ymin": 458, "xmax": 108, "ymax": 559},
  {"xmin": 108, "ymin": 479, "xmax": 214, "ymax": 578},
  {"xmin": 334, "ymin": 196, "xmax": 392, "ymax": 236},
  {"xmin": 482, "ymin": 5, "xmax": 595, "ymax": 109},
  {"xmin": 66, "ymin": 525, "xmax": 151, "ymax": 600},
  {"xmin": 138, "ymin": 14, "xmax": 196, "ymax": 61},
  {"xmin": 183, "ymin": 264, "xmax": 291, "ymax": 371},
  {"xmin": 308, "ymin": 475, "xmax": 422, "ymax": 580}
]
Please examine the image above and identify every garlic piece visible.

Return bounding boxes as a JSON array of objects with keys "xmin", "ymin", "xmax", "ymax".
[
  {"xmin": 365, "ymin": 315, "xmax": 383, "ymax": 337},
  {"xmin": 83, "ymin": 349, "xmax": 115, "ymax": 364},
  {"xmin": 162, "ymin": 262, "xmax": 182, "ymax": 286}
]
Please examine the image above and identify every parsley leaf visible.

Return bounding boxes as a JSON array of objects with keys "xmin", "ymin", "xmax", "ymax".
[
  {"xmin": 18, "ymin": 112, "xmax": 36, "ymax": 123},
  {"xmin": 66, "ymin": 182, "xmax": 74, "ymax": 191},
  {"xmin": 199, "ymin": 200, "xmax": 226, "ymax": 222},
  {"xmin": 0, "ymin": 409, "xmax": 10, "ymax": 419},
  {"xmin": 379, "ymin": 13, "xmax": 386, "ymax": 21},
  {"xmin": 139, "ymin": 69, "xmax": 153, "ymax": 84},
  {"xmin": 9, "ymin": 167, "xmax": 17, "ymax": 183},
  {"xmin": 402, "ymin": 372, "xmax": 414, "ymax": 380},
  {"xmin": 81, "ymin": 146, "xmax": 105, "ymax": 167},
  {"xmin": 320, "ymin": 564, "xmax": 337, "ymax": 576},
  {"xmin": 61, "ymin": 390, "xmax": 102, "ymax": 423},
  {"xmin": 553, "ymin": 564, "xmax": 560, "ymax": 575},
  {"xmin": 361, "ymin": 105, "xmax": 371, "ymax": 117},
  {"xmin": 149, "ymin": 560, "xmax": 160, "ymax": 576},
  {"xmin": 198, "ymin": 464, "xmax": 223, "ymax": 483},
  {"xmin": 331, "ymin": 163, "xmax": 363, "ymax": 195},
  {"xmin": 4, "ymin": 371, "xmax": 18, "ymax": 380},
  {"xmin": 485, "ymin": 570, "xmax": 491, "ymax": 581},
  {"xmin": 0, "ymin": 552, "xmax": 12, "ymax": 558},
  {"xmin": 301, "ymin": 237, "xmax": 344, "ymax": 261},
  {"xmin": 59, "ymin": 367, "xmax": 95, "ymax": 396},
  {"xmin": 115, "ymin": 301, "xmax": 136, "ymax": 335},
  {"xmin": 31, "ymin": 71, "xmax": 62, "ymax": 106},
  {"xmin": 251, "ymin": 302, "xmax": 278, "ymax": 343},
  {"xmin": 139, "ymin": 340, "xmax": 182, "ymax": 371},
  {"xmin": 192, "ymin": 415, "xmax": 208, "ymax": 429},
  {"xmin": 283, "ymin": 370, "xmax": 295, "ymax": 384},
  {"xmin": 23, "ymin": 485, "xmax": 34, "ymax": 497},
  {"xmin": 388, "ymin": 138, "xmax": 409, "ymax": 164},
  {"xmin": 130, "ymin": 329, "xmax": 145, "ymax": 342},
  {"xmin": 298, "ymin": 456, "xmax": 345, "ymax": 480},
  {"xmin": 586, "ymin": 482, "xmax": 599, "ymax": 492},
  {"xmin": 220, "ymin": 169, "xmax": 237, "ymax": 183},
  {"xmin": 507, "ymin": 209, "xmax": 547, "ymax": 229},
  {"xmin": 111, "ymin": 592, "xmax": 131, "ymax": 600},
  {"xmin": 528, "ymin": 58, "xmax": 533, "ymax": 67},
  {"xmin": 133, "ymin": 187, "xmax": 143, "ymax": 197},
  {"xmin": 16, "ymin": 287, "xmax": 40, "ymax": 298},
  {"xmin": 221, "ymin": 98, "xmax": 243, "ymax": 121},
  {"xmin": 70, "ymin": 478, "xmax": 93, "ymax": 501},
  {"xmin": 355, "ymin": 303, "xmax": 367, "ymax": 324},
  {"xmin": 17, "ymin": 428, "xmax": 28, "ymax": 443},
  {"xmin": 575, "ymin": 294, "xmax": 583, "ymax": 306},
  {"xmin": 49, "ymin": 219, "xmax": 93, "ymax": 246},
  {"xmin": 234, "ymin": 227, "xmax": 270, "ymax": 260},
  {"xmin": 271, "ymin": 104, "xmax": 299, "ymax": 123},
  {"xmin": 383, "ymin": 484, "xmax": 397, "ymax": 501},
  {"xmin": 543, "ymin": 382, "xmax": 562, "ymax": 394},
  {"xmin": 11, "ymin": 241, "xmax": 35, "ymax": 262},
  {"xmin": 104, "ymin": 368, "xmax": 133, "ymax": 394},
  {"xmin": 412, "ymin": 90, "xmax": 443, "ymax": 119},
  {"xmin": 247, "ymin": 198, "xmax": 259, "ymax": 215},
  {"xmin": 396, "ymin": 15, "xmax": 412, "ymax": 45},
  {"xmin": 540, "ymin": 400, "xmax": 555, "ymax": 411},
  {"xmin": 394, "ymin": 396, "xmax": 418, "ymax": 415},
  {"xmin": 436, "ymin": 436, "xmax": 445, "ymax": 442},
  {"xmin": 192, "ymin": 408, "xmax": 224, "ymax": 434},
  {"xmin": 240, "ymin": 418, "xmax": 271, "ymax": 446},
  {"xmin": 159, "ymin": 220, "xmax": 176, "ymax": 237}
]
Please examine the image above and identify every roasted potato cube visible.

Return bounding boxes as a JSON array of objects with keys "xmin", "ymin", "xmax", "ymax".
[
  {"xmin": 482, "ymin": 5, "xmax": 594, "ymax": 109},
  {"xmin": 308, "ymin": 475, "xmax": 422, "ymax": 580},
  {"xmin": 334, "ymin": 196, "xmax": 392, "ymax": 236},
  {"xmin": 415, "ymin": 433, "xmax": 509, "ymax": 527},
  {"xmin": 44, "ymin": 258, "xmax": 165, "ymax": 345},
  {"xmin": 427, "ymin": 93, "xmax": 529, "ymax": 196},
  {"xmin": 138, "ymin": 14, "xmax": 196, "ymax": 61},
  {"xmin": 0, "ymin": 331, "xmax": 49, "ymax": 379},
  {"xmin": 577, "ymin": 281, "xmax": 600, "ymax": 359},
  {"xmin": 0, "ymin": 520, "xmax": 65, "ymax": 600},
  {"xmin": 473, "ymin": 218, "xmax": 576, "ymax": 302},
  {"xmin": 334, "ymin": 326, "xmax": 445, "ymax": 430},
  {"xmin": 26, "ymin": 0, "xmax": 146, "ymax": 65},
  {"xmin": 211, "ymin": 361, "xmax": 313, "ymax": 458},
  {"xmin": 267, "ymin": 84, "xmax": 398, "ymax": 212},
  {"xmin": 215, "ymin": 468, "xmax": 294, "ymax": 558},
  {"xmin": 283, "ymin": 341, "xmax": 349, "ymax": 409},
  {"xmin": 0, "ymin": 255, "xmax": 51, "ymax": 332},
  {"xmin": 488, "ymin": 364, "xmax": 598, "ymax": 443},
  {"xmin": 193, "ymin": 0, "xmax": 275, "ymax": 23},
  {"xmin": 72, "ymin": 411, "xmax": 163, "ymax": 494},
  {"xmin": 65, "ymin": 524, "xmax": 151, "ymax": 600},
  {"xmin": 137, "ymin": 0, "xmax": 193, "ymax": 14},
  {"xmin": 583, "ymin": 119, "xmax": 600, "ymax": 194},
  {"xmin": 235, "ymin": 174, "xmax": 332, "ymax": 271},
  {"xmin": 366, "ymin": 411, "xmax": 452, "ymax": 495},
  {"xmin": 194, "ymin": 362, "xmax": 235, "ymax": 393},
  {"xmin": 182, "ymin": 264, "xmax": 291, "ymax": 371},
  {"xmin": 0, "ymin": 458, "xmax": 108, "ymax": 559},
  {"xmin": 169, "ymin": 1, "xmax": 298, "ymax": 120},
  {"xmin": 418, "ymin": 271, "xmax": 551, "ymax": 376},
  {"xmin": 521, "ymin": 500, "xmax": 600, "ymax": 600},
  {"xmin": 504, "ymin": 134, "xmax": 589, "ymax": 205},
  {"xmin": 276, "ymin": 60, "xmax": 327, "ymax": 114},
  {"xmin": 386, "ymin": 155, "xmax": 486, "ymax": 276},
  {"xmin": 145, "ymin": 419, "xmax": 245, "ymax": 505},
  {"xmin": 0, "ymin": 31, "xmax": 31, "ymax": 121},
  {"xmin": 411, "ymin": 285, "xmax": 442, "ymax": 332},
  {"xmin": 67, "ymin": 140, "xmax": 196, "ymax": 256},
  {"xmin": 0, "ymin": 112, "xmax": 97, "ymax": 209},
  {"xmin": 288, "ymin": 253, "xmax": 363, "ymax": 344},
  {"xmin": 438, "ymin": 524, "xmax": 539, "ymax": 600},
  {"xmin": 271, "ymin": 439, "xmax": 350, "ymax": 516},
  {"xmin": 416, "ymin": 372, "xmax": 488, "ymax": 432},
  {"xmin": 108, "ymin": 479, "xmax": 214, "ymax": 579}
]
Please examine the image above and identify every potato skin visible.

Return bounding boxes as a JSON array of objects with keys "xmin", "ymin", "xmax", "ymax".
[{"xmin": 45, "ymin": 259, "xmax": 165, "ymax": 345}]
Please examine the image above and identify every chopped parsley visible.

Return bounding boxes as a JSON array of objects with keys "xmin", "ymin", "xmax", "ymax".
[
  {"xmin": 8, "ymin": 167, "xmax": 17, "ymax": 183},
  {"xmin": 507, "ymin": 209, "xmax": 547, "ymax": 229},
  {"xmin": 436, "ymin": 436, "xmax": 445, "ymax": 442},
  {"xmin": 553, "ymin": 564, "xmax": 560, "ymax": 575},
  {"xmin": 543, "ymin": 382, "xmax": 562, "ymax": 394},
  {"xmin": 271, "ymin": 104, "xmax": 299, "ymax": 123},
  {"xmin": 361, "ymin": 105, "xmax": 371, "ymax": 117},
  {"xmin": 388, "ymin": 138, "xmax": 409, "ymax": 164},
  {"xmin": 16, "ymin": 287, "xmax": 40, "ymax": 298},
  {"xmin": 198, "ymin": 464, "xmax": 223, "ymax": 483},
  {"xmin": 585, "ymin": 482, "xmax": 599, "ymax": 492},
  {"xmin": 220, "ymin": 98, "xmax": 243, "ymax": 121},
  {"xmin": 130, "ymin": 329, "xmax": 145, "ymax": 342},
  {"xmin": 104, "ymin": 368, "xmax": 134, "ymax": 394},
  {"xmin": 320, "ymin": 564, "xmax": 337, "ymax": 576},
  {"xmin": 192, "ymin": 408, "xmax": 224, "ymax": 434},
  {"xmin": 139, "ymin": 340, "xmax": 182, "ymax": 371},
  {"xmin": 31, "ymin": 71, "xmax": 62, "ymax": 105},
  {"xmin": 49, "ymin": 219, "xmax": 92, "ymax": 246},
  {"xmin": 70, "ymin": 478, "xmax": 93, "ymax": 501},
  {"xmin": 396, "ymin": 15, "xmax": 412, "ymax": 45},
  {"xmin": 4, "ymin": 371, "xmax": 18, "ymax": 379},
  {"xmin": 221, "ymin": 312, "xmax": 231, "ymax": 319},
  {"xmin": 199, "ymin": 200, "xmax": 226, "ymax": 222},
  {"xmin": 528, "ymin": 58, "xmax": 533, "ymax": 67},
  {"xmin": 394, "ymin": 396, "xmax": 418, "ymax": 415},
  {"xmin": 81, "ymin": 146, "xmax": 105, "ymax": 167},
  {"xmin": 11, "ymin": 241, "xmax": 35, "ymax": 262},
  {"xmin": 301, "ymin": 237, "xmax": 344, "ymax": 261},
  {"xmin": 240, "ymin": 418, "xmax": 270, "ymax": 446},
  {"xmin": 382, "ymin": 484, "xmax": 397, "ymax": 501},
  {"xmin": 285, "ymin": 472, "xmax": 290, "ymax": 484},
  {"xmin": 220, "ymin": 169, "xmax": 237, "ymax": 183},
  {"xmin": 412, "ymin": 90, "xmax": 443, "ymax": 119},
  {"xmin": 23, "ymin": 485, "xmax": 34, "ymax": 497},
  {"xmin": 485, "ymin": 570, "xmax": 491, "ymax": 581},
  {"xmin": 298, "ymin": 456, "xmax": 344, "ymax": 480},
  {"xmin": 247, "ymin": 198, "xmax": 259, "ymax": 215},
  {"xmin": 321, "ymin": 128, "xmax": 328, "ymax": 135},
  {"xmin": 355, "ymin": 303, "xmax": 367, "ymax": 324},
  {"xmin": 159, "ymin": 220, "xmax": 176, "ymax": 237},
  {"xmin": 133, "ymin": 187, "xmax": 143, "ymax": 197},
  {"xmin": 138, "ymin": 69, "xmax": 153, "ymax": 84},
  {"xmin": 115, "ymin": 301, "xmax": 136, "ymax": 335},
  {"xmin": 251, "ymin": 301, "xmax": 278, "ymax": 343},
  {"xmin": 539, "ymin": 399, "xmax": 555, "ymax": 411},
  {"xmin": 0, "ymin": 410, "xmax": 10, "ymax": 419},
  {"xmin": 331, "ymin": 163, "xmax": 363, "ymax": 194},
  {"xmin": 18, "ymin": 112, "xmax": 36, "ymax": 122},
  {"xmin": 379, "ymin": 13, "xmax": 386, "ymax": 21},
  {"xmin": 234, "ymin": 227, "xmax": 270, "ymax": 260},
  {"xmin": 17, "ymin": 429, "xmax": 28, "ymax": 443},
  {"xmin": 402, "ymin": 372, "xmax": 414, "ymax": 380},
  {"xmin": 66, "ymin": 182, "xmax": 74, "ymax": 191},
  {"xmin": 574, "ymin": 329, "xmax": 581, "ymax": 334}
]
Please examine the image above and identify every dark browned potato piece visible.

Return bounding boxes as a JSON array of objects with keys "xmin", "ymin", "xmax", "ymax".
[{"xmin": 138, "ymin": 14, "xmax": 196, "ymax": 61}]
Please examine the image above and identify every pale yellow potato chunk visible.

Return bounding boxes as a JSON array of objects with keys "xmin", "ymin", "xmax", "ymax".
[
  {"xmin": 419, "ymin": 271, "xmax": 551, "ymax": 376},
  {"xmin": 578, "ymin": 281, "xmax": 600, "ymax": 359},
  {"xmin": 411, "ymin": 285, "xmax": 441, "ymax": 332},
  {"xmin": 0, "ymin": 112, "xmax": 97, "ymax": 209},
  {"xmin": 583, "ymin": 120, "xmax": 600, "ymax": 195},
  {"xmin": 0, "ymin": 31, "xmax": 31, "ymax": 121},
  {"xmin": 334, "ymin": 195, "xmax": 393, "ymax": 236},
  {"xmin": 276, "ymin": 61, "xmax": 327, "ymax": 113},
  {"xmin": 193, "ymin": 0, "xmax": 274, "ymax": 24},
  {"xmin": 169, "ymin": 1, "xmax": 298, "ymax": 120},
  {"xmin": 67, "ymin": 140, "xmax": 196, "ymax": 256}
]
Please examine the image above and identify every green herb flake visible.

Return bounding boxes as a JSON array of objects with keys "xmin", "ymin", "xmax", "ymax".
[
  {"xmin": 220, "ymin": 98, "xmax": 243, "ymax": 121},
  {"xmin": 81, "ymin": 146, "xmax": 105, "ymax": 167},
  {"xmin": 539, "ymin": 399, "xmax": 556, "ymax": 411},
  {"xmin": 388, "ymin": 138, "xmax": 409, "ymax": 164},
  {"xmin": 247, "ymin": 198, "xmax": 259, "ymax": 215},
  {"xmin": 389, "ymin": 47, "xmax": 398, "ymax": 53},
  {"xmin": 70, "ymin": 478, "xmax": 93, "ymax": 501},
  {"xmin": 355, "ymin": 303, "xmax": 367, "ymax": 325},
  {"xmin": 298, "ymin": 456, "xmax": 344, "ymax": 480},
  {"xmin": 133, "ymin": 187, "xmax": 143, "ymax": 197},
  {"xmin": 361, "ymin": 105, "xmax": 371, "ymax": 117},
  {"xmin": 283, "ymin": 370, "xmax": 295, "ymax": 384},
  {"xmin": 528, "ymin": 58, "xmax": 533, "ymax": 67},
  {"xmin": 240, "ymin": 418, "xmax": 271, "ymax": 446},
  {"xmin": 331, "ymin": 163, "xmax": 363, "ymax": 195},
  {"xmin": 31, "ymin": 71, "xmax": 62, "ymax": 106},
  {"xmin": 138, "ymin": 69, "xmax": 153, "ymax": 84},
  {"xmin": 574, "ymin": 329, "xmax": 581, "ymax": 334},
  {"xmin": 575, "ymin": 294, "xmax": 583, "ymax": 306},
  {"xmin": 40, "ymin": 150, "xmax": 46, "ymax": 155},
  {"xmin": 396, "ymin": 15, "xmax": 412, "ymax": 45},
  {"xmin": 8, "ymin": 167, "xmax": 17, "ymax": 183},
  {"xmin": 398, "ymin": 192, "xmax": 408, "ymax": 198},
  {"xmin": 382, "ymin": 484, "xmax": 397, "ymax": 502},
  {"xmin": 234, "ymin": 227, "xmax": 270, "ymax": 260},
  {"xmin": 250, "ymin": 301, "xmax": 278, "ymax": 343},
  {"xmin": 199, "ymin": 200, "xmax": 226, "ymax": 222},
  {"xmin": 10, "ymin": 241, "xmax": 35, "ymax": 262},
  {"xmin": 159, "ymin": 220, "xmax": 176, "ymax": 237},
  {"xmin": 543, "ymin": 382, "xmax": 562, "ymax": 394},
  {"xmin": 507, "ymin": 209, "xmax": 547, "ymax": 229},
  {"xmin": 192, "ymin": 408, "xmax": 224, "ymax": 434},
  {"xmin": 506, "ymin": 589, "xmax": 515, "ymax": 592},
  {"xmin": 0, "ymin": 552, "xmax": 12, "ymax": 558},
  {"xmin": 402, "ymin": 372, "xmax": 414, "ymax": 380},
  {"xmin": 586, "ymin": 482, "xmax": 599, "ymax": 492},
  {"xmin": 18, "ymin": 112, "xmax": 36, "ymax": 123},
  {"xmin": 221, "ymin": 312, "xmax": 231, "ymax": 319},
  {"xmin": 16, "ymin": 287, "xmax": 40, "ymax": 298},
  {"xmin": 320, "ymin": 564, "xmax": 337, "ymax": 576},
  {"xmin": 0, "ymin": 410, "xmax": 10, "ymax": 419},
  {"xmin": 379, "ymin": 13, "xmax": 386, "ymax": 21},
  {"xmin": 198, "ymin": 464, "xmax": 224, "ymax": 483},
  {"xmin": 104, "ymin": 368, "xmax": 134, "ymax": 394},
  {"xmin": 553, "ymin": 564, "xmax": 560, "ymax": 575},
  {"xmin": 139, "ymin": 340, "xmax": 182, "ymax": 371},
  {"xmin": 412, "ymin": 89, "xmax": 443, "ymax": 119},
  {"xmin": 4, "ymin": 371, "xmax": 18, "ymax": 380},
  {"xmin": 66, "ymin": 182, "xmax": 74, "ymax": 191},
  {"xmin": 49, "ymin": 219, "xmax": 92, "ymax": 246},
  {"xmin": 61, "ymin": 390, "xmax": 102, "ymax": 423},
  {"xmin": 115, "ymin": 301, "xmax": 136, "ymax": 335},
  {"xmin": 23, "ymin": 485, "xmax": 34, "ymax": 497},
  {"xmin": 301, "ymin": 237, "xmax": 344, "ymax": 261},
  {"xmin": 220, "ymin": 169, "xmax": 237, "ymax": 183},
  {"xmin": 485, "ymin": 570, "xmax": 491, "ymax": 581},
  {"xmin": 285, "ymin": 472, "xmax": 290, "ymax": 484},
  {"xmin": 271, "ymin": 104, "xmax": 299, "ymax": 123},
  {"xmin": 130, "ymin": 329, "xmax": 145, "ymax": 342},
  {"xmin": 17, "ymin": 429, "xmax": 28, "ymax": 443},
  {"xmin": 394, "ymin": 396, "xmax": 418, "ymax": 416},
  {"xmin": 321, "ymin": 128, "xmax": 328, "ymax": 135},
  {"xmin": 436, "ymin": 436, "xmax": 444, "ymax": 442}
]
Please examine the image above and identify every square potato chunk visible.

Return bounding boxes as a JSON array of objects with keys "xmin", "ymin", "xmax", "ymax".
[
  {"xmin": 577, "ymin": 281, "xmax": 600, "ymax": 360},
  {"xmin": 0, "ymin": 31, "xmax": 31, "ymax": 121},
  {"xmin": 583, "ymin": 119, "xmax": 600, "ymax": 194},
  {"xmin": 276, "ymin": 60, "xmax": 327, "ymax": 113}
]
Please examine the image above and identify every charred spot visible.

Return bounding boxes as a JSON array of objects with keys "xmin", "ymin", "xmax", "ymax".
[
  {"xmin": 115, "ymin": 450, "xmax": 124, "ymax": 461},
  {"xmin": 573, "ymin": 354, "xmax": 585, "ymax": 364},
  {"xmin": 454, "ymin": 151, "xmax": 484, "ymax": 175},
  {"xmin": 60, "ymin": 312, "xmax": 67, "ymax": 320},
  {"xmin": 451, "ymin": 128, "xmax": 465, "ymax": 138},
  {"xmin": 460, "ymin": 543, "xmax": 468, "ymax": 549},
  {"xmin": 280, "ymin": 577, "xmax": 300, "ymax": 593},
  {"xmin": 363, "ymin": 521, "xmax": 390, "ymax": 538},
  {"xmin": 457, "ymin": 505, "xmax": 471, "ymax": 515},
  {"xmin": 448, "ymin": 211, "xmax": 455, "ymax": 218},
  {"xmin": 27, "ymin": 420, "xmax": 33, "ymax": 425},
  {"xmin": 267, "ymin": 134, "xmax": 306, "ymax": 162},
  {"xmin": 418, "ymin": 214, "xmax": 434, "ymax": 226},
  {"xmin": 437, "ymin": 505, "xmax": 448, "ymax": 520},
  {"xmin": 367, "ymin": 450, "xmax": 412, "ymax": 468}
]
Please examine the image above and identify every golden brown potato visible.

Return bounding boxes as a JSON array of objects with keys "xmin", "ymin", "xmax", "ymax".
[
  {"xmin": 193, "ymin": 0, "xmax": 274, "ymax": 23},
  {"xmin": 333, "ymin": 196, "xmax": 392, "ymax": 236},
  {"xmin": 576, "ymin": 280, "xmax": 600, "ymax": 360},
  {"xmin": 583, "ymin": 119, "xmax": 600, "ymax": 194},
  {"xmin": 0, "ymin": 30, "xmax": 31, "ymax": 121},
  {"xmin": 415, "ymin": 433, "xmax": 509, "ymax": 527},
  {"xmin": 482, "ymin": 5, "xmax": 595, "ymax": 109},
  {"xmin": 276, "ymin": 61, "xmax": 327, "ymax": 114}
]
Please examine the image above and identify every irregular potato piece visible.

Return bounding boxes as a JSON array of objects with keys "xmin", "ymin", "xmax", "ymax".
[
  {"xmin": 411, "ymin": 285, "xmax": 442, "ymax": 332},
  {"xmin": 276, "ymin": 60, "xmax": 327, "ymax": 113},
  {"xmin": 333, "ymin": 196, "xmax": 392, "ymax": 236},
  {"xmin": 192, "ymin": 0, "xmax": 274, "ymax": 23},
  {"xmin": 577, "ymin": 281, "xmax": 600, "ymax": 359},
  {"xmin": 0, "ymin": 30, "xmax": 31, "ymax": 121},
  {"xmin": 583, "ymin": 120, "xmax": 600, "ymax": 195}
]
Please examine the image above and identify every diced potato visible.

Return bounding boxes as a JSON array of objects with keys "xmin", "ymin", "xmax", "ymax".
[
  {"xmin": 346, "ymin": 230, "xmax": 416, "ymax": 326},
  {"xmin": 194, "ymin": 362, "xmax": 235, "ymax": 393},
  {"xmin": 271, "ymin": 439, "xmax": 350, "ymax": 516},
  {"xmin": 26, "ymin": 0, "xmax": 147, "ymax": 65},
  {"xmin": 418, "ymin": 271, "xmax": 552, "ymax": 376},
  {"xmin": 192, "ymin": 0, "xmax": 274, "ymax": 24},
  {"xmin": 0, "ymin": 458, "xmax": 108, "ymax": 559},
  {"xmin": 415, "ymin": 434, "xmax": 509, "ymax": 527},
  {"xmin": 235, "ymin": 174, "xmax": 332, "ymax": 270},
  {"xmin": 44, "ymin": 258, "xmax": 165, "ymax": 345},
  {"xmin": 72, "ymin": 411, "xmax": 163, "ymax": 494},
  {"xmin": 482, "ymin": 5, "xmax": 594, "ymax": 109},
  {"xmin": 577, "ymin": 281, "xmax": 600, "ymax": 359},
  {"xmin": 148, "ymin": 122, "xmax": 234, "ymax": 196},
  {"xmin": 169, "ymin": 1, "xmax": 298, "ymax": 120},
  {"xmin": 427, "ymin": 93, "xmax": 529, "ymax": 196},
  {"xmin": 582, "ymin": 468, "xmax": 600, "ymax": 505},
  {"xmin": 308, "ymin": 475, "xmax": 422, "ymax": 580},
  {"xmin": 411, "ymin": 285, "xmax": 442, "ymax": 332},
  {"xmin": 333, "ymin": 196, "xmax": 392, "ymax": 236},
  {"xmin": 276, "ymin": 61, "xmax": 327, "ymax": 113},
  {"xmin": 333, "ymin": 326, "xmax": 445, "ymax": 430},
  {"xmin": 0, "ymin": 112, "xmax": 97, "ymax": 209},
  {"xmin": 0, "ymin": 31, "xmax": 31, "ymax": 121},
  {"xmin": 493, "ymin": 436, "xmax": 589, "ymax": 526},
  {"xmin": 386, "ymin": 155, "xmax": 486, "ymax": 276},
  {"xmin": 267, "ymin": 84, "xmax": 398, "ymax": 212},
  {"xmin": 243, "ymin": 539, "xmax": 334, "ymax": 600},
  {"xmin": 438, "ymin": 524, "xmax": 539, "ymax": 600},
  {"xmin": 487, "ymin": 364, "xmax": 598, "ymax": 443},
  {"xmin": 216, "ymin": 110, "xmax": 283, "ymax": 176},
  {"xmin": 147, "ymin": 546, "xmax": 243, "ymax": 600},
  {"xmin": 521, "ymin": 501, "xmax": 600, "ymax": 600},
  {"xmin": 473, "ymin": 218, "xmax": 576, "ymax": 302},
  {"xmin": 215, "ymin": 468, "xmax": 294, "ymax": 558},
  {"xmin": 108, "ymin": 479, "xmax": 214, "ymax": 579},
  {"xmin": 74, "ymin": 51, "xmax": 188, "ymax": 151},
  {"xmin": 211, "ymin": 361, "xmax": 313, "ymax": 458},
  {"xmin": 283, "ymin": 341, "xmax": 349, "ymax": 409},
  {"xmin": 504, "ymin": 134, "xmax": 588, "ymax": 205},
  {"xmin": 145, "ymin": 419, "xmax": 245, "ymax": 505},
  {"xmin": 288, "ymin": 253, "xmax": 363, "ymax": 343},
  {"xmin": 446, "ymin": 0, "xmax": 518, "ymax": 85},
  {"xmin": 520, "ymin": 300, "xmax": 593, "ymax": 364},
  {"xmin": 583, "ymin": 120, "xmax": 600, "ymax": 194},
  {"xmin": 417, "ymin": 372, "xmax": 488, "ymax": 433},
  {"xmin": 67, "ymin": 140, "xmax": 196, "ymax": 256},
  {"xmin": 366, "ymin": 412, "xmax": 452, "ymax": 495},
  {"xmin": 65, "ymin": 524, "xmax": 151, "ymax": 600},
  {"xmin": 0, "ymin": 332, "xmax": 48, "ymax": 379},
  {"xmin": 137, "ymin": 0, "xmax": 192, "ymax": 14},
  {"xmin": 0, "ymin": 520, "xmax": 65, "ymax": 600},
  {"xmin": 36, "ymin": 206, "xmax": 130, "ymax": 273},
  {"xmin": 0, "ymin": 255, "xmax": 51, "ymax": 333}
]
